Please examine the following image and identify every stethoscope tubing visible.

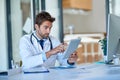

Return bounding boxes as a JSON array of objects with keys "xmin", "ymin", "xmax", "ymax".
[{"xmin": 30, "ymin": 33, "xmax": 53, "ymax": 50}]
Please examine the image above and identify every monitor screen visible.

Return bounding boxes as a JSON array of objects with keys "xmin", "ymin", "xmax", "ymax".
[{"xmin": 107, "ymin": 14, "xmax": 120, "ymax": 62}]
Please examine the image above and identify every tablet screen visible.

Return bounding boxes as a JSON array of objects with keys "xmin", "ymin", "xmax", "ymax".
[{"xmin": 63, "ymin": 39, "xmax": 81, "ymax": 59}]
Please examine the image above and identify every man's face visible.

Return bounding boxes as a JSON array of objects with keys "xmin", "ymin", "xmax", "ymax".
[{"xmin": 36, "ymin": 21, "xmax": 52, "ymax": 39}]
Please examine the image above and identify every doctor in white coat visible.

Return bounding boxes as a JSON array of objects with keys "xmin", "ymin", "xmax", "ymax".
[{"xmin": 19, "ymin": 11, "xmax": 78, "ymax": 69}]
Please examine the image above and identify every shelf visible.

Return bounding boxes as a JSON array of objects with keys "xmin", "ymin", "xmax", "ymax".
[{"xmin": 62, "ymin": 0, "xmax": 92, "ymax": 11}]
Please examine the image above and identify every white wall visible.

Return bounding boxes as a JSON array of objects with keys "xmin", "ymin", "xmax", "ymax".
[
  {"xmin": 114, "ymin": 0, "xmax": 120, "ymax": 16},
  {"xmin": 45, "ymin": 0, "xmax": 60, "ymax": 40},
  {"xmin": 0, "ymin": 0, "xmax": 8, "ymax": 71},
  {"xmin": 63, "ymin": 0, "xmax": 106, "ymax": 33},
  {"xmin": 11, "ymin": 0, "xmax": 22, "ymax": 62}
]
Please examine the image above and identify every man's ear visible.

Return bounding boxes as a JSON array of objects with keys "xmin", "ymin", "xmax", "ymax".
[{"xmin": 35, "ymin": 24, "xmax": 39, "ymax": 30}]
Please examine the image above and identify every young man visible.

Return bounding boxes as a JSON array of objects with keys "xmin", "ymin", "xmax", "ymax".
[{"xmin": 19, "ymin": 11, "xmax": 78, "ymax": 69}]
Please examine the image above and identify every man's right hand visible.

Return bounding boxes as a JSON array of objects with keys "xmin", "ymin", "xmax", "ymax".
[{"xmin": 46, "ymin": 43, "xmax": 67, "ymax": 58}]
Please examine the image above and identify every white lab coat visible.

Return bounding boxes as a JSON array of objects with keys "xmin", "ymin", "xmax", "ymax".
[{"xmin": 19, "ymin": 32, "xmax": 70, "ymax": 69}]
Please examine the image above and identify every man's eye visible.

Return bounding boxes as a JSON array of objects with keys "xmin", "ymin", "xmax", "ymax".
[
  {"xmin": 44, "ymin": 26, "xmax": 48, "ymax": 29},
  {"xmin": 44, "ymin": 26, "xmax": 52, "ymax": 30}
]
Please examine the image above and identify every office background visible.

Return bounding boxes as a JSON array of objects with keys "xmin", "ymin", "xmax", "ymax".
[{"xmin": 0, "ymin": 0, "xmax": 120, "ymax": 72}]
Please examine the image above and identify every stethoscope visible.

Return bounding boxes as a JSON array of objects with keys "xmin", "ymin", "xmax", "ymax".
[{"xmin": 30, "ymin": 33, "xmax": 53, "ymax": 50}]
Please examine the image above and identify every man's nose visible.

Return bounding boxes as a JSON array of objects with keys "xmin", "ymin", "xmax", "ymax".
[{"xmin": 47, "ymin": 29, "xmax": 50, "ymax": 33}]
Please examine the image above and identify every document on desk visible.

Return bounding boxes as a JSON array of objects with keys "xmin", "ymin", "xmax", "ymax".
[
  {"xmin": 23, "ymin": 67, "xmax": 49, "ymax": 74},
  {"xmin": 0, "ymin": 67, "xmax": 22, "ymax": 76},
  {"xmin": 50, "ymin": 66, "xmax": 76, "ymax": 69}
]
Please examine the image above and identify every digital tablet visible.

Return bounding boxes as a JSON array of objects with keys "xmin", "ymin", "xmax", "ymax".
[{"xmin": 63, "ymin": 38, "xmax": 81, "ymax": 59}]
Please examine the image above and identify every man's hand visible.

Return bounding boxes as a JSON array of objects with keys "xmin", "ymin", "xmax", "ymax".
[
  {"xmin": 68, "ymin": 51, "xmax": 78, "ymax": 64},
  {"xmin": 46, "ymin": 43, "xmax": 67, "ymax": 58}
]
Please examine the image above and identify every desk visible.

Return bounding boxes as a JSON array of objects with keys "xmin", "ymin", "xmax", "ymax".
[{"xmin": 1, "ymin": 63, "xmax": 120, "ymax": 80}]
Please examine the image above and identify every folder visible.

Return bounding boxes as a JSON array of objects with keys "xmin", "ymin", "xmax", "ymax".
[
  {"xmin": 23, "ymin": 67, "xmax": 49, "ymax": 74},
  {"xmin": 0, "ymin": 71, "xmax": 8, "ymax": 76}
]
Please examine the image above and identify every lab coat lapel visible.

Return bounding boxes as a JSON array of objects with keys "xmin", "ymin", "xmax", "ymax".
[{"xmin": 32, "ymin": 35, "xmax": 43, "ymax": 54}]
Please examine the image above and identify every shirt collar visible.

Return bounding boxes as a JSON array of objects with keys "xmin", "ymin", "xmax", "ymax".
[{"xmin": 33, "ymin": 31, "xmax": 48, "ymax": 41}]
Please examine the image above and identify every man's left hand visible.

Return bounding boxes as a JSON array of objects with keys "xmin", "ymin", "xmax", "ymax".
[{"xmin": 68, "ymin": 51, "xmax": 78, "ymax": 64}]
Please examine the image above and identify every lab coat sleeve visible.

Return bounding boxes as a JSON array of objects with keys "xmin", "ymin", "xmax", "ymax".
[
  {"xmin": 19, "ymin": 36, "xmax": 43, "ymax": 69},
  {"xmin": 57, "ymin": 53, "xmax": 74, "ymax": 66},
  {"xmin": 42, "ymin": 52, "xmax": 47, "ymax": 61}
]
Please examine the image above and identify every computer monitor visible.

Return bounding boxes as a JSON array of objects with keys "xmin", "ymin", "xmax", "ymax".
[{"xmin": 107, "ymin": 14, "xmax": 120, "ymax": 62}]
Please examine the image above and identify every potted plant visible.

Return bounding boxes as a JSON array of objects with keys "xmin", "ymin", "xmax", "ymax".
[
  {"xmin": 99, "ymin": 37, "xmax": 107, "ymax": 56},
  {"xmin": 99, "ymin": 37, "xmax": 107, "ymax": 62}
]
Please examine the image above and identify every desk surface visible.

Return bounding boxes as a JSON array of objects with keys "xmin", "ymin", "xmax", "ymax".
[{"xmin": 1, "ymin": 63, "xmax": 120, "ymax": 80}]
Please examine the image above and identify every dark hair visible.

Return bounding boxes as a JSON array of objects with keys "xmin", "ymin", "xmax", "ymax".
[{"xmin": 35, "ymin": 11, "xmax": 55, "ymax": 26}]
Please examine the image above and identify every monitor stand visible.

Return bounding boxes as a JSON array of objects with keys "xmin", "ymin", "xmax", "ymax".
[{"xmin": 113, "ymin": 39, "xmax": 120, "ymax": 65}]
